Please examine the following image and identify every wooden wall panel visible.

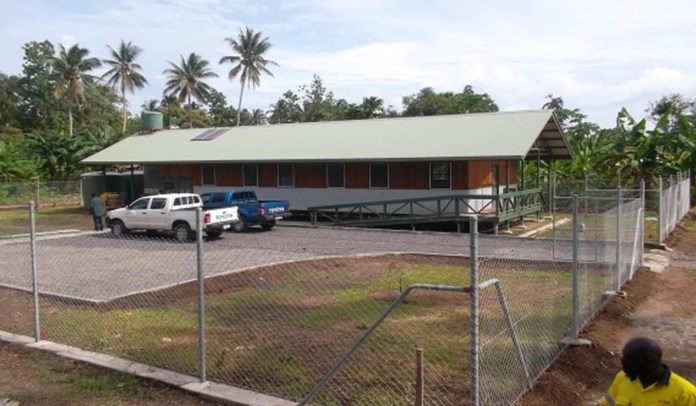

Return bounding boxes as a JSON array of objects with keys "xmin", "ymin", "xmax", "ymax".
[
  {"xmin": 467, "ymin": 160, "xmax": 520, "ymax": 190},
  {"xmin": 468, "ymin": 161, "xmax": 493, "ymax": 188},
  {"xmin": 216, "ymin": 164, "xmax": 243, "ymax": 186},
  {"xmin": 346, "ymin": 163, "xmax": 369, "ymax": 188},
  {"xmin": 157, "ymin": 159, "xmax": 521, "ymax": 191},
  {"xmin": 389, "ymin": 162, "xmax": 428, "ymax": 189},
  {"xmin": 452, "ymin": 161, "xmax": 468, "ymax": 189},
  {"xmin": 295, "ymin": 163, "xmax": 326, "ymax": 188},
  {"xmin": 259, "ymin": 163, "xmax": 277, "ymax": 187},
  {"xmin": 160, "ymin": 164, "xmax": 200, "ymax": 185}
]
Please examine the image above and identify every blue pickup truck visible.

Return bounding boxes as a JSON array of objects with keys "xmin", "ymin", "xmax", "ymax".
[{"xmin": 201, "ymin": 190, "xmax": 291, "ymax": 232}]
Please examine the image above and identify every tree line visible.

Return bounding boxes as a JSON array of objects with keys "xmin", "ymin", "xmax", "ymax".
[{"xmin": 0, "ymin": 27, "xmax": 694, "ymax": 188}]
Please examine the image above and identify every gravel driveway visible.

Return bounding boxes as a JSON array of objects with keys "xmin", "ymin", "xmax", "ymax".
[{"xmin": 0, "ymin": 224, "xmax": 577, "ymax": 302}]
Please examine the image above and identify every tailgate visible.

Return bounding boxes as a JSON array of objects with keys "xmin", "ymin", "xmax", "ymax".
[
  {"xmin": 206, "ymin": 207, "xmax": 239, "ymax": 225},
  {"xmin": 261, "ymin": 200, "xmax": 291, "ymax": 220},
  {"xmin": 261, "ymin": 201, "xmax": 291, "ymax": 218}
]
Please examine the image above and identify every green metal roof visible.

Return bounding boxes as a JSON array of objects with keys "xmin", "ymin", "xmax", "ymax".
[{"xmin": 81, "ymin": 110, "xmax": 571, "ymax": 165}]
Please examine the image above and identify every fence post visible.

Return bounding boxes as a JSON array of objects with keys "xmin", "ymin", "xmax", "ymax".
[
  {"xmin": 584, "ymin": 175, "xmax": 589, "ymax": 227},
  {"xmin": 196, "ymin": 208, "xmax": 207, "ymax": 383},
  {"xmin": 470, "ymin": 216, "xmax": 480, "ymax": 406},
  {"xmin": 676, "ymin": 173, "xmax": 682, "ymax": 221},
  {"xmin": 551, "ymin": 180, "xmax": 556, "ymax": 260},
  {"xmin": 640, "ymin": 179, "xmax": 645, "ymax": 266},
  {"xmin": 571, "ymin": 195, "xmax": 580, "ymax": 339},
  {"xmin": 35, "ymin": 179, "xmax": 40, "ymax": 208},
  {"xmin": 415, "ymin": 347, "xmax": 424, "ymax": 406},
  {"xmin": 29, "ymin": 201, "xmax": 40, "ymax": 342},
  {"xmin": 615, "ymin": 186, "xmax": 622, "ymax": 292},
  {"xmin": 670, "ymin": 175, "xmax": 675, "ymax": 232},
  {"xmin": 657, "ymin": 177, "xmax": 663, "ymax": 245},
  {"xmin": 561, "ymin": 196, "xmax": 591, "ymax": 346}
]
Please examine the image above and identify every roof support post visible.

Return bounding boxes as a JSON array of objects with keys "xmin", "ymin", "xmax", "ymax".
[
  {"xmin": 520, "ymin": 159, "xmax": 525, "ymax": 191},
  {"xmin": 130, "ymin": 165, "xmax": 135, "ymax": 204},
  {"xmin": 101, "ymin": 165, "xmax": 107, "ymax": 196},
  {"xmin": 547, "ymin": 157, "xmax": 553, "ymax": 218},
  {"xmin": 505, "ymin": 160, "xmax": 510, "ymax": 193},
  {"xmin": 536, "ymin": 148, "xmax": 541, "ymax": 189}
]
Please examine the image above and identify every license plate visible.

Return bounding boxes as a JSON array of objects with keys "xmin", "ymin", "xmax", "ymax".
[
  {"xmin": 275, "ymin": 216, "xmax": 283, "ymax": 220},
  {"xmin": 223, "ymin": 224, "xmax": 231, "ymax": 230}
]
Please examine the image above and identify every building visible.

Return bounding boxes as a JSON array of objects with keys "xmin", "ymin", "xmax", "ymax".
[{"xmin": 82, "ymin": 110, "xmax": 571, "ymax": 224}]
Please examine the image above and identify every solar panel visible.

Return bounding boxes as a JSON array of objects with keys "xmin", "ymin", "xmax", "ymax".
[{"xmin": 190, "ymin": 128, "xmax": 229, "ymax": 141}]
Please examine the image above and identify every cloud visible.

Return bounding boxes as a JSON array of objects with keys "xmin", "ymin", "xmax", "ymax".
[{"xmin": 1, "ymin": 0, "xmax": 695, "ymax": 127}]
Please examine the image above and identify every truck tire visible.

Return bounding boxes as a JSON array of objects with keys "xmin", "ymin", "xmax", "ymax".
[
  {"xmin": 110, "ymin": 220, "xmax": 128, "ymax": 237},
  {"xmin": 233, "ymin": 221, "xmax": 249, "ymax": 233},
  {"xmin": 261, "ymin": 221, "xmax": 275, "ymax": 230},
  {"xmin": 205, "ymin": 229, "xmax": 223, "ymax": 239},
  {"xmin": 173, "ymin": 223, "xmax": 192, "ymax": 242}
]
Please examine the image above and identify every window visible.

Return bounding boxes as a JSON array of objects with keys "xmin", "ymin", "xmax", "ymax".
[
  {"xmin": 278, "ymin": 164, "xmax": 294, "ymax": 187},
  {"xmin": 370, "ymin": 163, "xmax": 388, "ymax": 188},
  {"xmin": 130, "ymin": 198, "xmax": 149, "ymax": 210},
  {"xmin": 150, "ymin": 198, "xmax": 167, "ymax": 209},
  {"xmin": 327, "ymin": 164, "xmax": 344, "ymax": 188},
  {"xmin": 430, "ymin": 162, "xmax": 451, "ymax": 189},
  {"xmin": 211, "ymin": 194, "xmax": 226, "ymax": 204},
  {"xmin": 243, "ymin": 164, "xmax": 258, "ymax": 186},
  {"xmin": 202, "ymin": 165, "xmax": 216, "ymax": 186}
]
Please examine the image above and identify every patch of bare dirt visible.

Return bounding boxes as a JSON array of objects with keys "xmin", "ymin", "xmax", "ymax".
[{"xmin": 520, "ymin": 211, "xmax": 696, "ymax": 406}]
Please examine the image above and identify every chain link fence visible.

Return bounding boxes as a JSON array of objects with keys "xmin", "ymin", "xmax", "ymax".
[
  {"xmin": 0, "ymin": 175, "xmax": 690, "ymax": 405},
  {"xmin": 657, "ymin": 172, "xmax": 691, "ymax": 244},
  {"xmin": 0, "ymin": 180, "xmax": 81, "ymax": 207}
]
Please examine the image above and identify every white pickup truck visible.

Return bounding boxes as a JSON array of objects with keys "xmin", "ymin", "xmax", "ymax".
[{"xmin": 105, "ymin": 193, "xmax": 239, "ymax": 241}]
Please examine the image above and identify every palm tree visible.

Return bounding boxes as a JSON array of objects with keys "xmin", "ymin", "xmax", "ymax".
[
  {"xmin": 162, "ymin": 53, "xmax": 218, "ymax": 128},
  {"xmin": 249, "ymin": 109, "xmax": 267, "ymax": 125},
  {"xmin": 51, "ymin": 44, "xmax": 101, "ymax": 136},
  {"xmin": 140, "ymin": 99, "xmax": 160, "ymax": 113},
  {"xmin": 360, "ymin": 96, "xmax": 385, "ymax": 118},
  {"xmin": 101, "ymin": 40, "xmax": 148, "ymax": 133},
  {"xmin": 219, "ymin": 27, "xmax": 278, "ymax": 126}
]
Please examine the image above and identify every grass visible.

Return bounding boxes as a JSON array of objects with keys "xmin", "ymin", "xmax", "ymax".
[
  {"xmin": 0, "ymin": 205, "xmax": 92, "ymax": 237},
  {"xmin": 66, "ymin": 373, "xmax": 159, "ymax": 401},
  {"xmin": 9, "ymin": 257, "xmax": 574, "ymax": 404}
]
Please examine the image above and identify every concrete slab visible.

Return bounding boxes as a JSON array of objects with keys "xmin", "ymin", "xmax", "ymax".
[
  {"xmin": 183, "ymin": 381, "xmax": 297, "ymax": 406},
  {"xmin": 643, "ymin": 250, "xmax": 671, "ymax": 273}
]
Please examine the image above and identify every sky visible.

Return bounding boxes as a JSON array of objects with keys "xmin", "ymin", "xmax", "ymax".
[{"xmin": 1, "ymin": 0, "xmax": 695, "ymax": 128}]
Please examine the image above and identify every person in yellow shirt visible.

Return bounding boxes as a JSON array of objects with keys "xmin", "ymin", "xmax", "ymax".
[{"xmin": 599, "ymin": 336, "xmax": 696, "ymax": 405}]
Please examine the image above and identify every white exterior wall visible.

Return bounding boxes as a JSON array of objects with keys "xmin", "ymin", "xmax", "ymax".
[{"xmin": 195, "ymin": 185, "xmax": 501, "ymax": 214}]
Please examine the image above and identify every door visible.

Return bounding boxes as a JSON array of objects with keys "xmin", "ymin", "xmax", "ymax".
[
  {"xmin": 145, "ymin": 197, "xmax": 168, "ymax": 228},
  {"xmin": 124, "ymin": 197, "xmax": 151, "ymax": 228}
]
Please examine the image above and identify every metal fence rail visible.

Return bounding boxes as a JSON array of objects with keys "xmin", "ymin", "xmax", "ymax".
[{"xmin": 0, "ymin": 173, "xmax": 690, "ymax": 405}]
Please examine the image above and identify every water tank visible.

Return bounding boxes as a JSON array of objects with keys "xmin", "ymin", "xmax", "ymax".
[{"xmin": 141, "ymin": 111, "xmax": 164, "ymax": 131}]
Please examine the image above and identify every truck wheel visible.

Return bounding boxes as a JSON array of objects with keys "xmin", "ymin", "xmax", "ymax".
[
  {"xmin": 206, "ymin": 229, "xmax": 223, "ymax": 239},
  {"xmin": 261, "ymin": 221, "xmax": 275, "ymax": 230},
  {"xmin": 174, "ymin": 223, "xmax": 192, "ymax": 242},
  {"xmin": 232, "ymin": 221, "xmax": 249, "ymax": 233},
  {"xmin": 110, "ymin": 220, "xmax": 127, "ymax": 237}
]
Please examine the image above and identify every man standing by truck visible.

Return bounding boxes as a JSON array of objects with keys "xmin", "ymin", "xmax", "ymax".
[{"xmin": 90, "ymin": 193, "xmax": 104, "ymax": 231}]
